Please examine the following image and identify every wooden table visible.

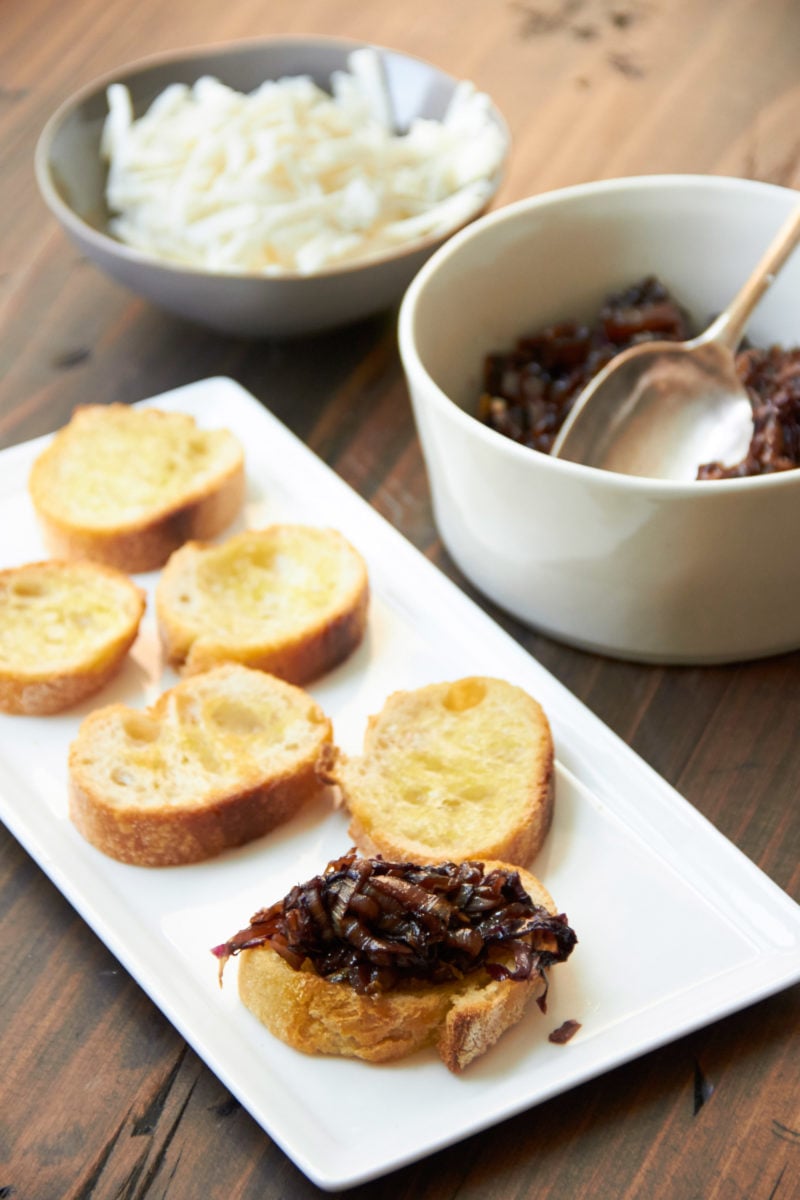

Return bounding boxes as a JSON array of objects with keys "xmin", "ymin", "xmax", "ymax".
[{"xmin": 2, "ymin": 1, "xmax": 799, "ymax": 1196}]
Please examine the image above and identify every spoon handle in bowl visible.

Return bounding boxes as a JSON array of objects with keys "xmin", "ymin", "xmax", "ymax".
[{"xmin": 703, "ymin": 203, "xmax": 800, "ymax": 351}]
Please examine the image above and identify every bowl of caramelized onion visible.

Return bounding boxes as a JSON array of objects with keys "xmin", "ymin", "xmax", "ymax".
[
  {"xmin": 35, "ymin": 36, "xmax": 508, "ymax": 336},
  {"xmin": 399, "ymin": 175, "xmax": 800, "ymax": 663}
]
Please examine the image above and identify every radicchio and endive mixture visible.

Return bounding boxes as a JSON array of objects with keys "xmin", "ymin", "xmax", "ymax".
[{"xmin": 213, "ymin": 849, "xmax": 577, "ymax": 998}]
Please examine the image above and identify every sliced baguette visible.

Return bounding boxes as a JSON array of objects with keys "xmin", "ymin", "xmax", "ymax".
[
  {"xmin": 68, "ymin": 663, "xmax": 333, "ymax": 866},
  {"xmin": 156, "ymin": 524, "xmax": 369, "ymax": 683},
  {"xmin": 0, "ymin": 560, "xmax": 145, "ymax": 715},
  {"xmin": 29, "ymin": 404, "xmax": 245, "ymax": 573},
  {"xmin": 330, "ymin": 677, "xmax": 554, "ymax": 867},
  {"xmin": 235, "ymin": 860, "xmax": 565, "ymax": 1073}
]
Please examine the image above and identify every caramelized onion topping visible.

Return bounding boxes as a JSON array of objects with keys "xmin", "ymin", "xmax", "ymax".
[
  {"xmin": 212, "ymin": 849, "xmax": 577, "ymax": 996},
  {"xmin": 548, "ymin": 1018, "xmax": 582, "ymax": 1044},
  {"xmin": 697, "ymin": 345, "xmax": 800, "ymax": 478},
  {"xmin": 479, "ymin": 276, "xmax": 800, "ymax": 478},
  {"xmin": 479, "ymin": 276, "xmax": 691, "ymax": 455}
]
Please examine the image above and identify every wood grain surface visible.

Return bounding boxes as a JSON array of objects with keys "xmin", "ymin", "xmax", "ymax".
[{"xmin": 1, "ymin": 1, "xmax": 799, "ymax": 1197}]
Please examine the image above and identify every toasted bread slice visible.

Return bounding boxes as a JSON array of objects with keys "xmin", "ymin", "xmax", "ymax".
[
  {"xmin": 156, "ymin": 525, "xmax": 369, "ymax": 683},
  {"xmin": 29, "ymin": 404, "xmax": 245, "ymax": 573},
  {"xmin": 233, "ymin": 859, "xmax": 572, "ymax": 1073},
  {"xmin": 68, "ymin": 663, "xmax": 333, "ymax": 866},
  {"xmin": 330, "ymin": 677, "xmax": 554, "ymax": 867},
  {"xmin": 0, "ymin": 560, "xmax": 145, "ymax": 715}
]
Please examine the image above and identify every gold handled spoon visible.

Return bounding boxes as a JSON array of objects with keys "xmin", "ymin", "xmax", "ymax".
[{"xmin": 550, "ymin": 204, "xmax": 800, "ymax": 480}]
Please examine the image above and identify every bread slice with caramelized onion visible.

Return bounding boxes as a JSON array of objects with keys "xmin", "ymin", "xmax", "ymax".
[
  {"xmin": 222, "ymin": 854, "xmax": 575, "ymax": 1073},
  {"xmin": 155, "ymin": 524, "xmax": 369, "ymax": 683},
  {"xmin": 29, "ymin": 404, "xmax": 245, "ymax": 573},
  {"xmin": 0, "ymin": 559, "xmax": 145, "ymax": 715},
  {"xmin": 329, "ymin": 677, "xmax": 554, "ymax": 867},
  {"xmin": 68, "ymin": 663, "xmax": 333, "ymax": 866}
]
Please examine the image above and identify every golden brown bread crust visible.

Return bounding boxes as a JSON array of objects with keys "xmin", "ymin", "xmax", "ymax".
[
  {"xmin": 236, "ymin": 862, "xmax": 555, "ymax": 1073},
  {"xmin": 67, "ymin": 664, "xmax": 334, "ymax": 866},
  {"xmin": 34, "ymin": 474, "xmax": 246, "ymax": 574},
  {"xmin": 1, "ymin": 664, "xmax": 129, "ymax": 718},
  {"xmin": 345, "ymin": 770, "xmax": 554, "ymax": 869},
  {"xmin": 156, "ymin": 526, "xmax": 369, "ymax": 683},
  {"xmin": 331, "ymin": 677, "xmax": 555, "ymax": 867},
  {"xmin": 69, "ymin": 754, "xmax": 325, "ymax": 867},
  {"xmin": 227, "ymin": 595, "xmax": 368, "ymax": 684},
  {"xmin": 238, "ymin": 946, "xmax": 476, "ymax": 1062},
  {"xmin": 29, "ymin": 405, "xmax": 245, "ymax": 573},
  {"xmin": 0, "ymin": 560, "xmax": 145, "ymax": 716}
]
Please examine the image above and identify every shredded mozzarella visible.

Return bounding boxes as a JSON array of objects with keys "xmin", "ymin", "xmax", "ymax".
[{"xmin": 100, "ymin": 49, "xmax": 506, "ymax": 275}]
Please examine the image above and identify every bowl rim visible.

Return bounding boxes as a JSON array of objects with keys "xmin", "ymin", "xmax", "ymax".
[
  {"xmin": 398, "ymin": 172, "xmax": 800, "ymax": 496},
  {"xmin": 34, "ymin": 33, "xmax": 510, "ymax": 285}
]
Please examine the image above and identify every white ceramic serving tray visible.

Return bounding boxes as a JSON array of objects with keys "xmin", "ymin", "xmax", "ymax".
[{"xmin": 1, "ymin": 378, "xmax": 798, "ymax": 1191}]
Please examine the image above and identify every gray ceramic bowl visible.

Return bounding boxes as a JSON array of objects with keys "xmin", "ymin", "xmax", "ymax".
[{"xmin": 35, "ymin": 37, "xmax": 509, "ymax": 337}]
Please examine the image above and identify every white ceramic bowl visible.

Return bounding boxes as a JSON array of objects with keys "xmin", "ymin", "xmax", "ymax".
[
  {"xmin": 399, "ymin": 175, "xmax": 800, "ymax": 664},
  {"xmin": 35, "ymin": 37, "xmax": 508, "ymax": 338}
]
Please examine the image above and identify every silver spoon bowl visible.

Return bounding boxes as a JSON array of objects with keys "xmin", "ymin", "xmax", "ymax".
[{"xmin": 550, "ymin": 204, "xmax": 800, "ymax": 480}]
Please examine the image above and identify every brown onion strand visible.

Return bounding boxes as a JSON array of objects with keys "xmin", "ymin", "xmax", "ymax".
[{"xmin": 213, "ymin": 849, "xmax": 577, "ymax": 995}]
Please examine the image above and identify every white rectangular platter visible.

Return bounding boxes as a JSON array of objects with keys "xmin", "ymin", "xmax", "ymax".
[{"xmin": 1, "ymin": 377, "xmax": 798, "ymax": 1191}]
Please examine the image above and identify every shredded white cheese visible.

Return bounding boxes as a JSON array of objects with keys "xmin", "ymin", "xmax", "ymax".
[{"xmin": 100, "ymin": 49, "xmax": 506, "ymax": 275}]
